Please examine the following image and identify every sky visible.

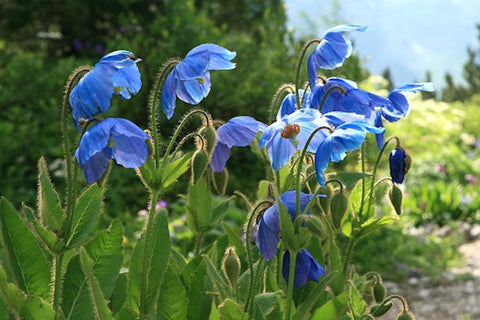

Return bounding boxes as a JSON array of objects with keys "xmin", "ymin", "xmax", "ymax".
[{"xmin": 284, "ymin": 0, "xmax": 480, "ymax": 89}]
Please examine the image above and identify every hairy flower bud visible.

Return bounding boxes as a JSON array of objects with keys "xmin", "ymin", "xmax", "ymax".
[
  {"xmin": 191, "ymin": 150, "xmax": 208, "ymax": 185},
  {"xmin": 212, "ymin": 169, "xmax": 228, "ymax": 195},
  {"xmin": 373, "ymin": 282, "xmax": 386, "ymax": 302},
  {"xmin": 389, "ymin": 184, "xmax": 403, "ymax": 215},
  {"xmin": 330, "ymin": 192, "xmax": 348, "ymax": 228},
  {"xmin": 199, "ymin": 125, "xmax": 217, "ymax": 155},
  {"xmin": 222, "ymin": 247, "xmax": 241, "ymax": 288},
  {"xmin": 370, "ymin": 302, "xmax": 393, "ymax": 317},
  {"xmin": 396, "ymin": 311, "xmax": 414, "ymax": 320}
]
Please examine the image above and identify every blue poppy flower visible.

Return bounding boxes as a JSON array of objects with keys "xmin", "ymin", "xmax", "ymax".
[
  {"xmin": 282, "ymin": 249, "xmax": 325, "ymax": 288},
  {"xmin": 308, "ymin": 25, "xmax": 367, "ymax": 89},
  {"xmin": 315, "ymin": 121, "xmax": 384, "ymax": 185},
  {"xmin": 389, "ymin": 147, "xmax": 409, "ymax": 184},
  {"xmin": 161, "ymin": 43, "xmax": 236, "ymax": 119},
  {"xmin": 75, "ymin": 118, "xmax": 150, "ymax": 184},
  {"xmin": 69, "ymin": 50, "xmax": 142, "ymax": 129},
  {"xmin": 374, "ymin": 82, "xmax": 434, "ymax": 148},
  {"xmin": 259, "ymin": 108, "xmax": 331, "ymax": 170},
  {"xmin": 210, "ymin": 116, "xmax": 267, "ymax": 172},
  {"xmin": 256, "ymin": 191, "xmax": 315, "ymax": 260}
]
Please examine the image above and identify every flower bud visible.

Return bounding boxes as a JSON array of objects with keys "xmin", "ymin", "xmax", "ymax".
[
  {"xmin": 370, "ymin": 302, "xmax": 393, "ymax": 317},
  {"xmin": 199, "ymin": 125, "xmax": 218, "ymax": 155},
  {"xmin": 222, "ymin": 247, "xmax": 241, "ymax": 288},
  {"xmin": 396, "ymin": 311, "xmax": 414, "ymax": 320},
  {"xmin": 373, "ymin": 282, "xmax": 386, "ymax": 302},
  {"xmin": 330, "ymin": 192, "xmax": 348, "ymax": 229},
  {"xmin": 306, "ymin": 215, "xmax": 325, "ymax": 238},
  {"xmin": 191, "ymin": 149, "xmax": 209, "ymax": 185},
  {"xmin": 212, "ymin": 169, "xmax": 228, "ymax": 195},
  {"xmin": 389, "ymin": 147, "xmax": 411, "ymax": 184},
  {"xmin": 389, "ymin": 184, "xmax": 403, "ymax": 215}
]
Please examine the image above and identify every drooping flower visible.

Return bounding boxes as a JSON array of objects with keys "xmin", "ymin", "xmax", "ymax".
[
  {"xmin": 282, "ymin": 249, "xmax": 325, "ymax": 288},
  {"xmin": 75, "ymin": 118, "xmax": 150, "ymax": 184},
  {"xmin": 259, "ymin": 108, "xmax": 330, "ymax": 170},
  {"xmin": 389, "ymin": 147, "xmax": 410, "ymax": 184},
  {"xmin": 69, "ymin": 50, "xmax": 142, "ymax": 129},
  {"xmin": 256, "ymin": 191, "xmax": 315, "ymax": 260},
  {"xmin": 210, "ymin": 116, "xmax": 267, "ymax": 172},
  {"xmin": 308, "ymin": 25, "xmax": 367, "ymax": 89},
  {"xmin": 374, "ymin": 83, "xmax": 434, "ymax": 148},
  {"xmin": 276, "ymin": 89, "xmax": 312, "ymax": 119},
  {"xmin": 161, "ymin": 44, "xmax": 236, "ymax": 119},
  {"xmin": 315, "ymin": 121, "xmax": 384, "ymax": 186}
]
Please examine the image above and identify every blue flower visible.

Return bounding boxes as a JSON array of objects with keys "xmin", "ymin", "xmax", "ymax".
[
  {"xmin": 256, "ymin": 191, "xmax": 314, "ymax": 260},
  {"xmin": 315, "ymin": 121, "xmax": 384, "ymax": 185},
  {"xmin": 374, "ymin": 82, "xmax": 434, "ymax": 148},
  {"xmin": 276, "ymin": 89, "xmax": 312, "ymax": 119},
  {"xmin": 308, "ymin": 25, "xmax": 367, "ymax": 89},
  {"xmin": 389, "ymin": 147, "xmax": 409, "ymax": 184},
  {"xmin": 210, "ymin": 116, "xmax": 267, "ymax": 172},
  {"xmin": 259, "ymin": 108, "xmax": 330, "ymax": 170},
  {"xmin": 69, "ymin": 50, "xmax": 142, "ymax": 129},
  {"xmin": 282, "ymin": 249, "xmax": 325, "ymax": 288},
  {"xmin": 75, "ymin": 118, "xmax": 150, "ymax": 184},
  {"xmin": 161, "ymin": 44, "xmax": 236, "ymax": 119}
]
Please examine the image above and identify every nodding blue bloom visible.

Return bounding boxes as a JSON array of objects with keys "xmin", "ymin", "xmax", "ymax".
[
  {"xmin": 256, "ymin": 191, "xmax": 315, "ymax": 261},
  {"xmin": 308, "ymin": 25, "xmax": 367, "ymax": 89},
  {"xmin": 75, "ymin": 118, "xmax": 150, "ymax": 184},
  {"xmin": 69, "ymin": 50, "xmax": 142, "ymax": 129},
  {"xmin": 315, "ymin": 121, "xmax": 384, "ymax": 186},
  {"xmin": 282, "ymin": 249, "xmax": 325, "ymax": 288},
  {"xmin": 161, "ymin": 44, "xmax": 236, "ymax": 119},
  {"xmin": 259, "ymin": 108, "xmax": 330, "ymax": 171},
  {"xmin": 210, "ymin": 116, "xmax": 267, "ymax": 172},
  {"xmin": 389, "ymin": 147, "xmax": 409, "ymax": 184},
  {"xmin": 374, "ymin": 82, "xmax": 434, "ymax": 148}
]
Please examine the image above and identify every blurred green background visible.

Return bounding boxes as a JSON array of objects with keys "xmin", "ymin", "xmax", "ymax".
[{"xmin": 2, "ymin": 0, "xmax": 480, "ymax": 282}]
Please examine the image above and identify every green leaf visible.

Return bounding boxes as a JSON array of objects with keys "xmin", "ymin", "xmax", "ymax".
[
  {"xmin": 79, "ymin": 248, "xmax": 114, "ymax": 320},
  {"xmin": 359, "ymin": 216, "xmax": 397, "ymax": 239},
  {"xmin": 37, "ymin": 157, "xmax": 64, "ymax": 232},
  {"xmin": 278, "ymin": 202, "xmax": 298, "ymax": 252},
  {"xmin": 184, "ymin": 259, "xmax": 212, "ymax": 320},
  {"xmin": 211, "ymin": 196, "xmax": 233, "ymax": 225},
  {"xmin": 0, "ymin": 197, "xmax": 51, "ymax": 300},
  {"xmin": 221, "ymin": 222, "xmax": 245, "ymax": 256},
  {"xmin": 186, "ymin": 180, "xmax": 212, "ymax": 233},
  {"xmin": 127, "ymin": 210, "xmax": 171, "ymax": 317},
  {"xmin": 293, "ymin": 273, "xmax": 336, "ymax": 320},
  {"xmin": 257, "ymin": 180, "xmax": 271, "ymax": 200},
  {"xmin": 349, "ymin": 282, "xmax": 366, "ymax": 318},
  {"xmin": 311, "ymin": 292, "xmax": 348, "ymax": 320},
  {"xmin": 65, "ymin": 184, "xmax": 103, "ymax": 248},
  {"xmin": 218, "ymin": 299, "xmax": 248, "ymax": 320},
  {"xmin": 85, "ymin": 219, "xmax": 123, "ymax": 297},
  {"xmin": 160, "ymin": 152, "xmax": 193, "ymax": 191},
  {"xmin": 252, "ymin": 292, "xmax": 282, "ymax": 320},
  {"xmin": 156, "ymin": 265, "xmax": 187, "ymax": 320},
  {"xmin": 202, "ymin": 255, "xmax": 231, "ymax": 300}
]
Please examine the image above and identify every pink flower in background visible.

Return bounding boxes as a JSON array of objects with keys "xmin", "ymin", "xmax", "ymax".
[{"xmin": 465, "ymin": 174, "xmax": 478, "ymax": 186}]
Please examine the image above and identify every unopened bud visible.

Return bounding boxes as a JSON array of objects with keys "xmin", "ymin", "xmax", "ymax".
[
  {"xmin": 370, "ymin": 302, "xmax": 393, "ymax": 317},
  {"xmin": 222, "ymin": 247, "xmax": 241, "ymax": 288},
  {"xmin": 330, "ymin": 192, "xmax": 348, "ymax": 229},
  {"xmin": 396, "ymin": 311, "xmax": 414, "ymax": 320},
  {"xmin": 373, "ymin": 282, "xmax": 386, "ymax": 303},
  {"xmin": 191, "ymin": 150, "xmax": 208, "ymax": 185},
  {"xmin": 199, "ymin": 126, "xmax": 218, "ymax": 155},
  {"xmin": 306, "ymin": 215, "xmax": 325, "ymax": 238},
  {"xmin": 212, "ymin": 169, "xmax": 228, "ymax": 195},
  {"xmin": 389, "ymin": 185, "xmax": 403, "ymax": 215}
]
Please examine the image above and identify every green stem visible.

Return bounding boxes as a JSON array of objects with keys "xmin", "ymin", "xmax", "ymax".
[
  {"xmin": 244, "ymin": 200, "xmax": 273, "ymax": 313},
  {"xmin": 193, "ymin": 233, "xmax": 204, "ymax": 256},
  {"xmin": 148, "ymin": 59, "xmax": 181, "ymax": 168},
  {"xmin": 294, "ymin": 39, "xmax": 321, "ymax": 108},
  {"xmin": 359, "ymin": 143, "xmax": 366, "ymax": 218},
  {"xmin": 284, "ymin": 250, "xmax": 298, "ymax": 320},
  {"xmin": 53, "ymin": 253, "xmax": 64, "ymax": 319},
  {"xmin": 170, "ymin": 132, "xmax": 205, "ymax": 160},
  {"xmin": 381, "ymin": 294, "xmax": 408, "ymax": 311},
  {"xmin": 268, "ymin": 84, "xmax": 295, "ymax": 123},
  {"xmin": 365, "ymin": 136, "xmax": 400, "ymax": 222},
  {"xmin": 161, "ymin": 109, "xmax": 211, "ymax": 168},
  {"xmin": 342, "ymin": 238, "xmax": 356, "ymax": 274}
]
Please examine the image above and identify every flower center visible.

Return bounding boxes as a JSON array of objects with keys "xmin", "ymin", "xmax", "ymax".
[{"xmin": 281, "ymin": 123, "xmax": 300, "ymax": 139}]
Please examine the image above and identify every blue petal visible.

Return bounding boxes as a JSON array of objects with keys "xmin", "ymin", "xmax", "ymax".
[
  {"xmin": 217, "ymin": 116, "xmax": 266, "ymax": 148},
  {"xmin": 383, "ymin": 82, "xmax": 435, "ymax": 122},
  {"xmin": 75, "ymin": 118, "xmax": 114, "ymax": 166},
  {"xmin": 276, "ymin": 90, "xmax": 312, "ymax": 120},
  {"xmin": 112, "ymin": 65, "xmax": 142, "ymax": 99},
  {"xmin": 174, "ymin": 51, "xmax": 210, "ymax": 80},
  {"xmin": 315, "ymin": 137, "xmax": 332, "ymax": 186},
  {"xmin": 267, "ymin": 133, "xmax": 298, "ymax": 170},
  {"xmin": 282, "ymin": 249, "xmax": 324, "ymax": 288},
  {"xmin": 175, "ymin": 72, "xmax": 212, "ymax": 105},
  {"xmin": 256, "ymin": 215, "xmax": 280, "ymax": 261},
  {"xmin": 81, "ymin": 148, "xmax": 112, "ymax": 184},
  {"xmin": 161, "ymin": 72, "xmax": 177, "ymax": 120},
  {"xmin": 323, "ymin": 111, "xmax": 366, "ymax": 128},
  {"xmin": 210, "ymin": 142, "xmax": 230, "ymax": 173},
  {"xmin": 390, "ymin": 148, "xmax": 406, "ymax": 184},
  {"xmin": 374, "ymin": 109, "xmax": 385, "ymax": 150},
  {"xmin": 187, "ymin": 43, "xmax": 236, "ymax": 70}
]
